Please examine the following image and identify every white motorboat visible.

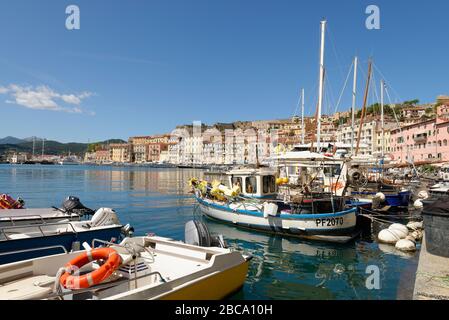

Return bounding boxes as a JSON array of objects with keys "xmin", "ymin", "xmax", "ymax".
[
  {"xmin": 0, "ymin": 221, "xmax": 250, "ymax": 300},
  {"xmin": 0, "ymin": 196, "xmax": 94, "ymax": 227},
  {"xmin": 58, "ymin": 155, "xmax": 80, "ymax": 165},
  {"xmin": 0, "ymin": 207, "xmax": 133, "ymax": 265}
]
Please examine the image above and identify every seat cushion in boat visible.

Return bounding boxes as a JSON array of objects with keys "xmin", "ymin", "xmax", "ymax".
[{"xmin": 0, "ymin": 275, "xmax": 54, "ymax": 300}]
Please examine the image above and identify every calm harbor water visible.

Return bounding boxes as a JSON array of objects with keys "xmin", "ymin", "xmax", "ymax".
[{"xmin": 0, "ymin": 164, "xmax": 418, "ymax": 300}]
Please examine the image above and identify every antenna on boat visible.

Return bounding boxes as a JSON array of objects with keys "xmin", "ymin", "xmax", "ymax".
[
  {"xmin": 350, "ymin": 57, "xmax": 358, "ymax": 155},
  {"xmin": 316, "ymin": 20, "xmax": 326, "ymax": 153}
]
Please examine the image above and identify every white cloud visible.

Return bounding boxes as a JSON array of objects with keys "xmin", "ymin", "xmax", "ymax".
[{"xmin": 0, "ymin": 84, "xmax": 94, "ymax": 114}]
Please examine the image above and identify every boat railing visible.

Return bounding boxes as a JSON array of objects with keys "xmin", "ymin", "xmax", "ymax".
[
  {"xmin": 0, "ymin": 214, "xmax": 46, "ymax": 226},
  {"xmin": 47, "ymin": 270, "xmax": 167, "ymax": 300},
  {"xmin": 0, "ymin": 221, "xmax": 78, "ymax": 240},
  {"xmin": 0, "ymin": 245, "xmax": 68, "ymax": 257}
]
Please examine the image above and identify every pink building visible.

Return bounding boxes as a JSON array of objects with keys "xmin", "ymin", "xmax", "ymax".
[{"xmin": 390, "ymin": 105, "xmax": 449, "ymax": 164}]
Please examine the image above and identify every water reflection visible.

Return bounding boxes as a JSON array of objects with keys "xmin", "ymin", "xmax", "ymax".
[
  {"xmin": 0, "ymin": 164, "xmax": 418, "ymax": 300},
  {"xmin": 205, "ymin": 218, "xmax": 417, "ymax": 300}
]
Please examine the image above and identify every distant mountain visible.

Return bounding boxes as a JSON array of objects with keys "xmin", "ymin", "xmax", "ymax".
[
  {"xmin": 0, "ymin": 138, "xmax": 127, "ymax": 156},
  {"xmin": 0, "ymin": 136, "xmax": 25, "ymax": 145}
]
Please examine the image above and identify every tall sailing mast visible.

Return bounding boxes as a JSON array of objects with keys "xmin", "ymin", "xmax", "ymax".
[
  {"xmin": 41, "ymin": 138, "xmax": 45, "ymax": 158},
  {"xmin": 301, "ymin": 88, "xmax": 305, "ymax": 145},
  {"xmin": 351, "ymin": 57, "xmax": 358, "ymax": 155},
  {"xmin": 380, "ymin": 79, "xmax": 385, "ymax": 158},
  {"xmin": 32, "ymin": 136, "xmax": 36, "ymax": 159},
  {"xmin": 355, "ymin": 59, "xmax": 372, "ymax": 156},
  {"xmin": 316, "ymin": 20, "xmax": 326, "ymax": 153}
]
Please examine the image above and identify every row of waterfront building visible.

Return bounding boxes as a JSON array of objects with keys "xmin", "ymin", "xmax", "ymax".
[{"xmin": 84, "ymin": 96, "xmax": 449, "ymax": 166}]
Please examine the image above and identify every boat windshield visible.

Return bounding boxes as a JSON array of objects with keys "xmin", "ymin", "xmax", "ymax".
[
  {"xmin": 245, "ymin": 176, "xmax": 257, "ymax": 194},
  {"xmin": 263, "ymin": 175, "xmax": 276, "ymax": 194}
]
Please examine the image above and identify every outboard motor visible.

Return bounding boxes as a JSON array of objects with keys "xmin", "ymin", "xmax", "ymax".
[
  {"xmin": 90, "ymin": 208, "xmax": 120, "ymax": 227},
  {"xmin": 61, "ymin": 196, "xmax": 95, "ymax": 215},
  {"xmin": 185, "ymin": 220, "xmax": 227, "ymax": 248}
]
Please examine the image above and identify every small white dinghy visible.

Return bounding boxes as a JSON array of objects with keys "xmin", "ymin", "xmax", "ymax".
[{"xmin": 0, "ymin": 221, "xmax": 250, "ymax": 300}]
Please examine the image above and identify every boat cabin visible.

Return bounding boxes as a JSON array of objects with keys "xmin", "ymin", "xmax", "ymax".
[{"xmin": 226, "ymin": 168, "xmax": 277, "ymax": 199}]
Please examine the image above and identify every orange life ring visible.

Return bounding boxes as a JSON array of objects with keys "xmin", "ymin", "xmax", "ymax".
[{"xmin": 60, "ymin": 247, "xmax": 121, "ymax": 289}]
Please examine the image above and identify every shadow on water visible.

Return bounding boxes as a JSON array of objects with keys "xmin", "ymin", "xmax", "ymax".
[{"xmin": 0, "ymin": 164, "xmax": 419, "ymax": 300}]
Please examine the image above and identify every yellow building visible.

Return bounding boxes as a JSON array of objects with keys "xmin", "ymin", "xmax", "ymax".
[{"xmin": 110, "ymin": 143, "xmax": 130, "ymax": 163}]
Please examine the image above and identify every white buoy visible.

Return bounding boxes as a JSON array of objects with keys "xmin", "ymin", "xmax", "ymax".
[
  {"xmin": 413, "ymin": 199, "xmax": 423, "ymax": 209},
  {"xmin": 375, "ymin": 192, "xmax": 386, "ymax": 202},
  {"xmin": 411, "ymin": 230, "xmax": 423, "ymax": 241},
  {"xmin": 378, "ymin": 229, "xmax": 400, "ymax": 244},
  {"xmin": 395, "ymin": 238, "xmax": 416, "ymax": 252},
  {"xmin": 388, "ymin": 223, "xmax": 409, "ymax": 239},
  {"xmin": 417, "ymin": 190, "xmax": 429, "ymax": 200},
  {"xmin": 407, "ymin": 221, "xmax": 423, "ymax": 231}
]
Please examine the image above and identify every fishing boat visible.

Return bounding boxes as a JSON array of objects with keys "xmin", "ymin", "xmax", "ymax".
[
  {"xmin": 0, "ymin": 207, "xmax": 133, "ymax": 265},
  {"xmin": 190, "ymin": 164, "xmax": 358, "ymax": 244},
  {"xmin": 0, "ymin": 221, "xmax": 250, "ymax": 300}
]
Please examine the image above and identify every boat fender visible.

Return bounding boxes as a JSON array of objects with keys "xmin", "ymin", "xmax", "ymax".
[
  {"xmin": 395, "ymin": 238, "xmax": 416, "ymax": 252},
  {"xmin": 374, "ymin": 192, "xmax": 386, "ymax": 202},
  {"xmin": 406, "ymin": 221, "xmax": 423, "ymax": 231},
  {"xmin": 417, "ymin": 190, "xmax": 429, "ymax": 200},
  {"xmin": 378, "ymin": 229, "xmax": 401, "ymax": 244},
  {"xmin": 388, "ymin": 223, "xmax": 409, "ymax": 239},
  {"xmin": 59, "ymin": 247, "xmax": 121, "ymax": 289},
  {"xmin": 410, "ymin": 230, "xmax": 423, "ymax": 241},
  {"xmin": 263, "ymin": 202, "xmax": 278, "ymax": 218},
  {"xmin": 413, "ymin": 199, "xmax": 423, "ymax": 209}
]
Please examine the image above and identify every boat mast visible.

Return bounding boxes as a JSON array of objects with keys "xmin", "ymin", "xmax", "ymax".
[
  {"xmin": 351, "ymin": 56, "xmax": 358, "ymax": 155},
  {"xmin": 380, "ymin": 79, "xmax": 385, "ymax": 158},
  {"xmin": 32, "ymin": 136, "xmax": 35, "ymax": 159},
  {"xmin": 316, "ymin": 20, "xmax": 326, "ymax": 153},
  {"xmin": 355, "ymin": 59, "xmax": 372, "ymax": 156},
  {"xmin": 301, "ymin": 88, "xmax": 305, "ymax": 145},
  {"xmin": 41, "ymin": 138, "xmax": 45, "ymax": 159}
]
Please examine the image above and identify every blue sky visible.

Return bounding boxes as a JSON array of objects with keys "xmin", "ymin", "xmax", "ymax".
[{"xmin": 0, "ymin": 0, "xmax": 447, "ymax": 142}]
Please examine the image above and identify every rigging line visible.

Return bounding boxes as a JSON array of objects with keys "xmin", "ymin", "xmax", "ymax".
[
  {"xmin": 371, "ymin": 71, "xmax": 380, "ymax": 115},
  {"xmin": 372, "ymin": 62, "xmax": 403, "ymax": 102},
  {"xmin": 385, "ymin": 85, "xmax": 419, "ymax": 174},
  {"xmin": 326, "ymin": 25, "xmax": 346, "ymax": 82},
  {"xmin": 292, "ymin": 88, "xmax": 303, "ymax": 118},
  {"xmin": 333, "ymin": 60, "xmax": 355, "ymax": 115},
  {"xmin": 324, "ymin": 72, "xmax": 337, "ymax": 116}
]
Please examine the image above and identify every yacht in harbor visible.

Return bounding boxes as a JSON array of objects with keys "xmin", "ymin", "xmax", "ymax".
[{"xmin": 58, "ymin": 155, "xmax": 81, "ymax": 165}]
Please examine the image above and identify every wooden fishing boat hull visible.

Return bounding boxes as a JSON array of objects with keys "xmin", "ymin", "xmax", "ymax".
[{"xmin": 195, "ymin": 196, "xmax": 358, "ymax": 243}]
